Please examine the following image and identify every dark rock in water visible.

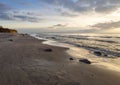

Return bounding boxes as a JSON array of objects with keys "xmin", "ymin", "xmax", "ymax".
[
  {"xmin": 44, "ymin": 48, "xmax": 52, "ymax": 52},
  {"xmin": 94, "ymin": 51, "xmax": 102, "ymax": 56},
  {"xmin": 51, "ymin": 37, "xmax": 56, "ymax": 39},
  {"xmin": 79, "ymin": 59, "xmax": 91, "ymax": 64},
  {"xmin": 104, "ymin": 54, "xmax": 108, "ymax": 57},
  {"xmin": 21, "ymin": 33, "xmax": 28, "ymax": 36},
  {"xmin": 69, "ymin": 58, "xmax": 74, "ymax": 60}
]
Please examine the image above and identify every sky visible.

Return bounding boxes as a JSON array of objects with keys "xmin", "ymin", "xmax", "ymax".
[{"xmin": 0, "ymin": 0, "xmax": 120, "ymax": 33}]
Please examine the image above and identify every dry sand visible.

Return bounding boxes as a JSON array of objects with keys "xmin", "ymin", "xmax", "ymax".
[{"xmin": 0, "ymin": 33, "xmax": 120, "ymax": 85}]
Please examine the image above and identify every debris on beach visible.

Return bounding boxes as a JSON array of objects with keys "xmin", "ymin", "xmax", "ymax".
[
  {"xmin": 8, "ymin": 39, "xmax": 13, "ymax": 41},
  {"xmin": 44, "ymin": 48, "xmax": 53, "ymax": 52},
  {"xmin": 69, "ymin": 58, "xmax": 74, "ymax": 60},
  {"xmin": 79, "ymin": 59, "xmax": 91, "ymax": 64}
]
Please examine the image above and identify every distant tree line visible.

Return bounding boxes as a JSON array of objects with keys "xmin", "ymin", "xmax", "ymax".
[{"xmin": 0, "ymin": 26, "xmax": 17, "ymax": 33}]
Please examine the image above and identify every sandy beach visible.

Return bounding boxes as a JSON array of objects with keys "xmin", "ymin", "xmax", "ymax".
[{"xmin": 0, "ymin": 33, "xmax": 120, "ymax": 85}]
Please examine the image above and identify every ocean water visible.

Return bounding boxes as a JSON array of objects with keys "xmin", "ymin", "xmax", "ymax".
[{"xmin": 31, "ymin": 33, "xmax": 120, "ymax": 72}]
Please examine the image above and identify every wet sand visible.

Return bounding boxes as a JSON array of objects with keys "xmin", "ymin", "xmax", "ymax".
[{"xmin": 0, "ymin": 33, "xmax": 120, "ymax": 85}]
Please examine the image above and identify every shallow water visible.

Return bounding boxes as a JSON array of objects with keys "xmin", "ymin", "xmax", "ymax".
[
  {"xmin": 31, "ymin": 33, "xmax": 120, "ymax": 72},
  {"xmin": 34, "ymin": 33, "xmax": 120, "ymax": 57}
]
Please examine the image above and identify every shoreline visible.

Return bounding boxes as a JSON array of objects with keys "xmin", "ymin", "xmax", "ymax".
[
  {"xmin": 31, "ymin": 34, "xmax": 120, "ymax": 73},
  {"xmin": 1, "ymin": 33, "xmax": 120, "ymax": 85}
]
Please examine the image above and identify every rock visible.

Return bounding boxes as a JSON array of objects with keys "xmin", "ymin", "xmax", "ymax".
[
  {"xmin": 9, "ymin": 39, "xmax": 13, "ymax": 41},
  {"xmin": 94, "ymin": 51, "xmax": 102, "ymax": 56},
  {"xmin": 51, "ymin": 37, "xmax": 56, "ymax": 39},
  {"xmin": 44, "ymin": 48, "xmax": 52, "ymax": 52},
  {"xmin": 69, "ymin": 58, "xmax": 74, "ymax": 60},
  {"xmin": 104, "ymin": 54, "xmax": 108, "ymax": 57},
  {"xmin": 21, "ymin": 34, "xmax": 28, "ymax": 36},
  {"xmin": 79, "ymin": 59, "xmax": 91, "ymax": 64}
]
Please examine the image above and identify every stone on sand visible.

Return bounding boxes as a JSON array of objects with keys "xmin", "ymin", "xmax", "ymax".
[
  {"xmin": 69, "ymin": 58, "xmax": 74, "ymax": 60},
  {"xmin": 44, "ymin": 48, "xmax": 53, "ymax": 52},
  {"xmin": 79, "ymin": 59, "xmax": 91, "ymax": 64},
  {"xmin": 9, "ymin": 39, "xmax": 13, "ymax": 41}
]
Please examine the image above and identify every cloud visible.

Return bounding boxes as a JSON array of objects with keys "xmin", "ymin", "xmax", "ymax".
[
  {"xmin": 95, "ymin": 5, "xmax": 119, "ymax": 13},
  {"xmin": 55, "ymin": 8, "xmax": 78, "ymax": 17},
  {"xmin": 0, "ymin": 3, "xmax": 11, "ymax": 12},
  {"xmin": 0, "ymin": 2, "xmax": 42, "ymax": 22},
  {"xmin": 54, "ymin": 24, "xmax": 68, "ymax": 27},
  {"xmin": 1, "ymin": 0, "xmax": 120, "ymax": 24},
  {"xmin": 0, "ymin": 12, "xmax": 42, "ymax": 22},
  {"xmin": 49, "ymin": 23, "xmax": 68, "ymax": 28},
  {"xmin": 91, "ymin": 21, "xmax": 120, "ymax": 29},
  {"xmin": 40, "ymin": 0, "xmax": 120, "ymax": 13},
  {"xmin": 16, "ymin": 1, "xmax": 32, "ymax": 6},
  {"xmin": 61, "ymin": 11, "xmax": 78, "ymax": 17},
  {"xmin": 0, "ymin": 3, "xmax": 14, "ymax": 20},
  {"xmin": 0, "ymin": 13, "xmax": 15, "ymax": 20},
  {"xmin": 13, "ymin": 15, "xmax": 42, "ymax": 22}
]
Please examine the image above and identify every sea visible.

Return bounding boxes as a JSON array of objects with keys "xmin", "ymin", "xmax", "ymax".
[{"xmin": 31, "ymin": 33, "xmax": 120, "ymax": 72}]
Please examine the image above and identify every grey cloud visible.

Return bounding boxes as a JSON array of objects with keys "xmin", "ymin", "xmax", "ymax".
[
  {"xmin": 0, "ymin": 13, "xmax": 14, "ymax": 20},
  {"xmin": 95, "ymin": 5, "xmax": 119, "ymax": 13},
  {"xmin": 61, "ymin": 11, "xmax": 78, "ymax": 17},
  {"xmin": 0, "ymin": 3, "xmax": 14, "ymax": 20},
  {"xmin": 109, "ymin": 0, "xmax": 120, "ymax": 4},
  {"xmin": 49, "ymin": 23, "xmax": 68, "ymax": 28},
  {"xmin": 91, "ymin": 21, "xmax": 120, "ymax": 29},
  {"xmin": 0, "ymin": 11, "xmax": 42, "ymax": 22},
  {"xmin": 0, "ymin": 3, "xmax": 11, "ymax": 12},
  {"xmin": 13, "ymin": 11, "xmax": 39, "ymax": 16},
  {"xmin": 55, "ymin": 8, "xmax": 78, "ymax": 17},
  {"xmin": 0, "ymin": 2, "xmax": 42, "ymax": 22},
  {"xmin": 0, "ymin": 3, "xmax": 42, "ymax": 22},
  {"xmin": 54, "ymin": 24, "xmax": 68, "ymax": 27},
  {"xmin": 0, "ymin": 13, "xmax": 42, "ymax": 22},
  {"xmin": 13, "ymin": 15, "xmax": 42, "ymax": 22},
  {"xmin": 40, "ymin": 0, "xmax": 120, "ymax": 13}
]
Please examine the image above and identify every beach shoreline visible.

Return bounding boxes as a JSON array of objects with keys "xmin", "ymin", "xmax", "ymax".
[
  {"xmin": 0, "ymin": 33, "xmax": 120, "ymax": 85},
  {"xmin": 32, "ymin": 33, "xmax": 120, "ymax": 73}
]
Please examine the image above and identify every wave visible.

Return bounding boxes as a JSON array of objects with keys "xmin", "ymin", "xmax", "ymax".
[{"xmin": 31, "ymin": 33, "xmax": 120, "ymax": 72}]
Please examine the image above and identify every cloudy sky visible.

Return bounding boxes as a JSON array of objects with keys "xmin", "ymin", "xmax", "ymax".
[{"xmin": 0, "ymin": 0, "xmax": 120, "ymax": 33}]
